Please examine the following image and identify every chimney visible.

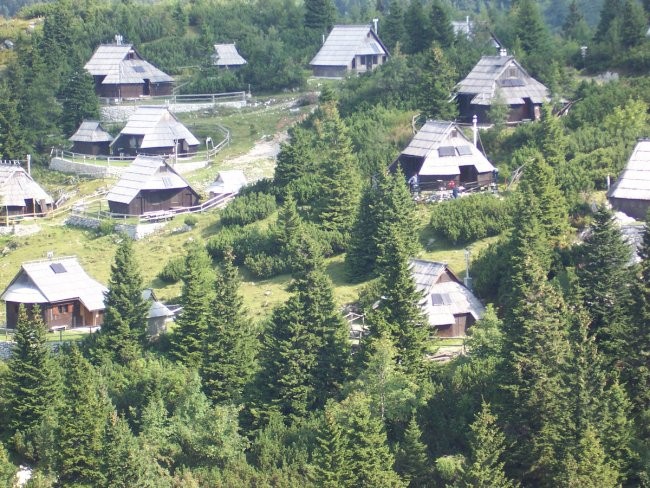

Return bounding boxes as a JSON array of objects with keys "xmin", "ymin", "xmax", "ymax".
[
  {"xmin": 472, "ymin": 115, "xmax": 478, "ymax": 147},
  {"xmin": 499, "ymin": 47, "xmax": 507, "ymax": 57},
  {"xmin": 372, "ymin": 18, "xmax": 379, "ymax": 34},
  {"xmin": 26, "ymin": 154, "xmax": 31, "ymax": 176},
  {"xmin": 322, "ymin": 33, "xmax": 325, "ymax": 45},
  {"xmin": 114, "ymin": 34, "xmax": 123, "ymax": 45}
]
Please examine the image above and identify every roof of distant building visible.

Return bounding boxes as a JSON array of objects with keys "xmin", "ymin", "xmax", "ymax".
[{"xmin": 310, "ymin": 24, "xmax": 388, "ymax": 67}]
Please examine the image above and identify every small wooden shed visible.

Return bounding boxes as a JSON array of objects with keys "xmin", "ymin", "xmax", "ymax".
[
  {"xmin": 207, "ymin": 170, "xmax": 247, "ymax": 198},
  {"xmin": 107, "ymin": 155, "xmax": 199, "ymax": 215},
  {"xmin": 69, "ymin": 120, "xmax": 114, "ymax": 155},
  {"xmin": 212, "ymin": 43, "xmax": 247, "ymax": 68},
  {"xmin": 0, "ymin": 164, "xmax": 54, "ymax": 219},
  {"xmin": 608, "ymin": 140, "xmax": 650, "ymax": 219}
]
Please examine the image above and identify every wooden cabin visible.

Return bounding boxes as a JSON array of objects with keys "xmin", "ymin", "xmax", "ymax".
[
  {"xmin": 69, "ymin": 120, "xmax": 113, "ymax": 155},
  {"xmin": 410, "ymin": 259, "xmax": 484, "ymax": 338},
  {"xmin": 454, "ymin": 51, "xmax": 550, "ymax": 124},
  {"xmin": 608, "ymin": 140, "xmax": 650, "ymax": 219},
  {"xmin": 0, "ymin": 164, "xmax": 54, "ymax": 220},
  {"xmin": 1, "ymin": 257, "xmax": 106, "ymax": 329},
  {"xmin": 84, "ymin": 43, "xmax": 173, "ymax": 98},
  {"xmin": 207, "ymin": 170, "xmax": 247, "ymax": 198},
  {"xmin": 107, "ymin": 155, "xmax": 199, "ymax": 215},
  {"xmin": 391, "ymin": 120, "xmax": 496, "ymax": 191},
  {"xmin": 110, "ymin": 106, "xmax": 200, "ymax": 157},
  {"xmin": 212, "ymin": 43, "xmax": 247, "ymax": 68},
  {"xmin": 310, "ymin": 24, "xmax": 389, "ymax": 78}
]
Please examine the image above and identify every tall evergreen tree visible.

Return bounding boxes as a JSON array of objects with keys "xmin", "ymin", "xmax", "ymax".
[
  {"xmin": 575, "ymin": 205, "xmax": 633, "ymax": 363},
  {"xmin": 562, "ymin": 0, "xmax": 590, "ymax": 42},
  {"xmin": 60, "ymin": 68, "xmax": 100, "ymax": 137},
  {"xmin": 620, "ymin": 0, "xmax": 646, "ymax": 48},
  {"xmin": 277, "ymin": 195, "xmax": 304, "ymax": 272},
  {"xmin": 429, "ymin": 0, "xmax": 454, "ymax": 48},
  {"xmin": 394, "ymin": 416, "xmax": 432, "ymax": 487},
  {"xmin": 0, "ymin": 443, "xmax": 16, "ymax": 488},
  {"xmin": 382, "ymin": 1, "xmax": 406, "ymax": 51},
  {"xmin": 171, "ymin": 243, "xmax": 215, "ymax": 368},
  {"xmin": 273, "ymin": 127, "xmax": 316, "ymax": 200},
  {"xmin": 455, "ymin": 402, "xmax": 518, "ymax": 488},
  {"xmin": 563, "ymin": 426, "xmax": 620, "ymax": 488},
  {"xmin": 417, "ymin": 45, "xmax": 458, "ymax": 121},
  {"xmin": 312, "ymin": 405, "xmax": 354, "ymax": 487},
  {"xmin": 403, "ymin": 0, "xmax": 430, "ymax": 54},
  {"xmin": 201, "ymin": 249, "xmax": 255, "ymax": 404},
  {"xmin": 4, "ymin": 304, "xmax": 59, "ymax": 460},
  {"xmin": 510, "ymin": 0, "xmax": 552, "ymax": 56},
  {"xmin": 595, "ymin": 0, "xmax": 624, "ymax": 42},
  {"xmin": 304, "ymin": 0, "xmax": 336, "ymax": 32},
  {"xmin": 55, "ymin": 346, "xmax": 110, "ymax": 487},
  {"xmin": 96, "ymin": 237, "xmax": 149, "ymax": 364},
  {"xmin": 0, "ymin": 82, "xmax": 26, "ymax": 159},
  {"xmin": 539, "ymin": 104, "xmax": 567, "ymax": 167}
]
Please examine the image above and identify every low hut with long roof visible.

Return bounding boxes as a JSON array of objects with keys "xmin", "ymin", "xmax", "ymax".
[
  {"xmin": 110, "ymin": 106, "xmax": 200, "ymax": 157},
  {"xmin": 608, "ymin": 139, "xmax": 650, "ymax": 219},
  {"xmin": 69, "ymin": 120, "xmax": 114, "ymax": 155},
  {"xmin": 212, "ymin": 43, "xmax": 247, "ymax": 68},
  {"xmin": 107, "ymin": 155, "xmax": 199, "ymax": 215},
  {"xmin": 0, "ymin": 163, "xmax": 54, "ymax": 220}
]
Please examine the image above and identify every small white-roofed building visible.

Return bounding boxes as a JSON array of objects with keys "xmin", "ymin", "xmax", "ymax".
[
  {"xmin": 69, "ymin": 120, "xmax": 114, "ymax": 155},
  {"xmin": 0, "ymin": 164, "xmax": 54, "ymax": 219},
  {"xmin": 409, "ymin": 259, "xmax": 485, "ymax": 338},
  {"xmin": 111, "ymin": 106, "xmax": 200, "ymax": 157},
  {"xmin": 84, "ymin": 43, "xmax": 173, "ymax": 98},
  {"xmin": 207, "ymin": 170, "xmax": 247, "ymax": 197},
  {"xmin": 212, "ymin": 43, "xmax": 247, "ymax": 68},
  {"xmin": 390, "ymin": 120, "xmax": 496, "ymax": 191},
  {"xmin": 608, "ymin": 140, "xmax": 650, "ymax": 219},
  {"xmin": 142, "ymin": 288, "xmax": 174, "ymax": 336},
  {"xmin": 1, "ymin": 256, "xmax": 107, "ymax": 329},
  {"xmin": 310, "ymin": 24, "xmax": 389, "ymax": 78},
  {"xmin": 107, "ymin": 155, "xmax": 199, "ymax": 215},
  {"xmin": 455, "ymin": 51, "xmax": 550, "ymax": 123}
]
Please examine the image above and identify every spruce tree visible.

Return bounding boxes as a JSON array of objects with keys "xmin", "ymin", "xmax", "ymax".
[
  {"xmin": 382, "ymin": 1, "xmax": 406, "ymax": 51},
  {"xmin": 394, "ymin": 416, "xmax": 431, "ymax": 487},
  {"xmin": 595, "ymin": 0, "xmax": 624, "ymax": 42},
  {"xmin": 277, "ymin": 195, "xmax": 303, "ymax": 272},
  {"xmin": 404, "ymin": 0, "xmax": 431, "ymax": 54},
  {"xmin": 429, "ymin": 0, "xmax": 454, "ymax": 48},
  {"xmin": 0, "ymin": 443, "xmax": 16, "ymax": 488},
  {"xmin": 0, "ymin": 82, "xmax": 26, "ymax": 159},
  {"xmin": 304, "ymin": 0, "xmax": 336, "ymax": 32},
  {"xmin": 345, "ymin": 181, "xmax": 378, "ymax": 281},
  {"xmin": 621, "ymin": 0, "xmax": 646, "ymax": 48},
  {"xmin": 171, "ymin": 243, "xmax": 215, "ymax": 368},
  {"xmin": 455, "ymin": 402, "xmax": 518, "ymax": 488},
  {"xmin": 510, "ymin": 0, "xmax": 551, "ymax": 56},
  {"xmin": 312, "ymin": 405, "xmax": 354, "ymax": 487},
  {"xmin": 273, "ymin": 127, "xmax": 316, "ymax": 200},
  {"xmin": 60, "ymin": 68, "xmax": 100, "ymax": 137},
  {"xmin": 97, "ymin": 237, "xmax": 149, "ymax": 364},
  {"xmin": 4, "ymin": 304, "xmax": 59, "ymax": 460},
  {"xmin": 539, "ymin": 104, "xmax": 567, "ymax": 167},
  {"xmin": 575, "ymin": 205, "xmax": 633, "ymax": 363},
  {"xmin": 201, "ymin": 249, "xmax": 255, "ymax": 404},
  {"xmin": 417, "ymin": 45, "xmax": 458, "ymax": 121},
  {"xmin": 563, "ymin": 426, "xmax": 620, "ymax": 488},
  {"xmin": 56, "ymin": 346, "xmax": 110, "ymax": 487}
]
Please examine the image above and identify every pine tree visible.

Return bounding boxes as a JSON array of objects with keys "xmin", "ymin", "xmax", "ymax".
[
  {"xmin": 510, "ymin": 0, "xmax": 552, "ymax": 56},
  {"xmin": 60, "ymin": 68, "xmax": 100, "ymax": 137},
  {"xmin": 4, "ymin": 304, "xmax": 59, "ymax": 460},
  {"xmin": 56, "ymin": 346, "xmax": 110, "ymax": 487},
  {"xmin": 0, "ymin": 82, "xmax": 27, "ymax": 159},
  {"xmin": 382, "ymin": 1, "xmax": 406, "ymax": 51},
  {"xmin": 97, "ymin": 237, "xmax": 149, "ymax": 364},
  {"xmin": 539, "ymin": 104, "xmax": 567, "ymax": 167},
  {"xmin": 312, "ymin": 405, "xmax": 354, "ymax": 487},
  {"xmin": 417, "ymin": 45, "xmax": 458, "ymax": 121},
  {"xmin": 562, "ymin": 0, "xmax": 590, "ymax": 42},
  {"xmin": 403, "ymin": 0, "xmax": 430, "ymax": 54},
  {"xmin": 429, "ymin": 0, "xmax": 454, "ymax": 48},
  {"xmin": 621, "ymin": 0, "xmax": 646, "ymax": 48},
  {"xmin": 563, "ymin": 426, "xmax": 620, "ymax": 488},
  {"xmin": 274, "ymin": 127, "xmax": 316, "ymax": 199},
  {"xmin": 455, "ymin": 402, "xmax": 518, "ymax": 488},
  {"xmin": 304, "ymin": 0, "xmax": 336, "ymax": 31},
  {"xmin": 575, "ymin": 205, "xmax": 633, "ymax": 363},
  {"xmin": 201, "ymin": 249, "xmax": 255, "ymax": 404},
  {"xmin": 171, "ymin": 243, "xmax": 215, "ymax": 368},
  {"xmin": 595, "ymin": 0, "xmax": 624, "ymax": 42},
  {"xmin": 394, "ymin": 416, "xmax": 431, "ymax": 487},
  {"xmin": 277, "ymin": 195, "xmax": 304, "ymax": 272},
  {"xmin": 345, "ymin": 181, "xmax": 378, "ymax": 281}
]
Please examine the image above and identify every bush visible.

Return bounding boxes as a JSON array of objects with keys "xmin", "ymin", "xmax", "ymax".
[
  {"xmin": 429, "ymin": 194, "xmax": 513, "ymax": 245},
  {"xmin": 184, "ymin": 215, "xmax": 198, "ymax": 227},
  {"xmin": 158, "ymin": 256, "xmax": 186, "ymax": 283},
  {"xmin": 206, "ymin": 225, "xmax": 277, "ymax": 265},
  {"xmin": 97, "ymin": 219, "xmax": 116, "ymax": 236},
  {"xmin": 220, "ymin": 192, "xmax": 277, "ymax": 227},
  {"xmin": 244, "ymin": 253, "xmax": 288, "ymax": 279}
]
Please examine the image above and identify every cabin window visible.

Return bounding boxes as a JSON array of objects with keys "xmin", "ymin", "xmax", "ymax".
[
  {"xmin": 58, "ymin": 304, "xmax": 70, "ymax": 314},
  {"xmin": 372, "ymin": 55, "xmax": 378, "ymax": 65},
  {"xmin": 352, "ymin": 58, "xmax": 356, "ymax": 69},
  {"xmin": 507, "ymin": 67, "xmax": 517, "ymax": 78}
]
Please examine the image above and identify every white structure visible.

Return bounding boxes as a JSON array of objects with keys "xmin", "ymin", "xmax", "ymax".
[{"xmin": 207, "ymin": 170, "xmax": 248, "ymax": 197}]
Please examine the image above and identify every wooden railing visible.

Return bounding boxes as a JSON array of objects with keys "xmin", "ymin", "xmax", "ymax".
[{"xmin": 100, "ymin": 91, "xmax": 247, "ymax": 106}]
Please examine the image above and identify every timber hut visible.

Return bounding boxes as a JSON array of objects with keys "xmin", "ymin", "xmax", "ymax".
[
  {"xmin": 310, "ymin": 24, "xmax": 389, "ymax": 78},
  {"xmin": 608, "ymin": 139, "xmax": 650, "ymax": 219},
  {"xmin": 1, "ymin": 256, "xmax": 106, "ymax": 329},
  {"xmin": 390, "ymin": 120, "xmax": 496, "ymax": 191},
  {"xmin": 410, "ymin": 259, "xmax": 484, "ymax": 338},
  {"xmin": 0, "ymin": 163, "xmax": 54, "ymax": 220},
  {"xmin": 107, "ymin": 155, "xmax": 199, "ymax": 215},
  {"xmin": 454, "ymin": 50, "xmax": 550, "ymax": 124},
  {"xmin": 212, "ymin": 43, "xmax": 247, "ymax": 68},
  {"xmin": 110, "ymin": 106, "xmax": 200, "ymax": 157},
  {"xmin": 69, "ymin": 120, "xmax": 114, "ymax": 155},
  {"xmin": 207, "ymin": 170, "xmax": 247, "ymax": 198},
  {"xmin": 84, "ymin": 42, "xmax": 173, "ymax": 98}
]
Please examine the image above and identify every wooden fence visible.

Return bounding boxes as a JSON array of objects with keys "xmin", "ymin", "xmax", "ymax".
[{"xmin": 100, "ymin": 91, "xmax": 247, "ymax": 106}]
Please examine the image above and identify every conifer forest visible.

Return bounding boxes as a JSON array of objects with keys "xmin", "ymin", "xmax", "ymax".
[{"xmin": 1, "ymin": 0, "xmax": 650, "ymax": 486}]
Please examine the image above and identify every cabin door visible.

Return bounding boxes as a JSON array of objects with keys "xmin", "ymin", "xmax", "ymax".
[{"xmin": 143, "ymin": 79, "xmax": 151, "ymax": 96}]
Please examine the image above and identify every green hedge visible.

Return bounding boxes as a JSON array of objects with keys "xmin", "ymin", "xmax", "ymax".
[{"xmin": 220, "ymin": 192, "xmax": 277, "ymax": 227}]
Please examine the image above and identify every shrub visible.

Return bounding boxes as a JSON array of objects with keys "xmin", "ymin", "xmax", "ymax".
[
  {"xmin": 206, "ymin": 225, "xmax": 277, "ymax": 265},
  {"xmin": 429, "ymin": 194, "xmax": 512, "ymax": 245},
  {"xmin": 184, "ymin": 215, "xmax": 199, "ymax": 227},
  {"xmin": 244, "ymin": 254, "xmax": 288, "ymax": 279},
  {"xmin": 158, "ymin": 256, "xmax": 186, "ymax": 284},
  {"xmin": 97, "ymin": 219, "xmax": 116, "ymax": 236},
  {"xmin": 220, "ymin": 192, "xmax": 277, "ymax": 227}
]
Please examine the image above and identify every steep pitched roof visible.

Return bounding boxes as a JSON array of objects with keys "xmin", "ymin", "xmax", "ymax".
[
  {"xmin": 310, "ymin": 24, "xmax": 388, "ymax": 67},
  {"xmin": 69, "ymin": 121, "xmax": 114, "ymax": 143},
  {"xmin": 608, "ymin": 140, "xmax": 650, "ymax": 201},
  {"xmin": 1, "ymin": 257, "xmax": 107, "ymax": 311},
  {"xmin": 212, "ymin": 43, "xmax": 247, "ymax": 66},
  {"xmin": 400, "ymin": 120, "xmax": 495, "ymax": 176},
  {"xmin": 0, "ymin": 165, "xmax": 53, "ymax": 208},
  {"xmin": 107, "ymin": 155, "xmax": 195, "ymax": 205},
  {"xmin": 84, "ymin": 44, "xmax": 173, "ymax": 85},
  {"xmin": 455, "ymin": 55, "xmax": 549, "ymax": 105},
  {"xmin": 112, "ymin": 106, "xmax": 200, "ymax": 150}
]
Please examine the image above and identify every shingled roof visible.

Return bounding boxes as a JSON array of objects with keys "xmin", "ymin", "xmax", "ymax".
[
  {"xmin": 212, "ymin": 43, "xmax": 247, "ymax": 67},
  {"xmin": 111, "ymin": 106, "xmax": 199, "ymax": 151},
  {"xmin": 0, "ymin": 165, "xmax": 53, "ymax": 208},
  {"xmin": 1, "ymin": 257, "xmax": 107, "ymax": 311},
  {"xmin": 400, "ymin": 120, "xmax": 495, "ymax": 177},
  {"xmin": 69, "ymin": 121, "xmax": 114, "ymax": 143},
  {"xmin": 107, "ymin": 155, "xmax": 194, "ymax": 205},
  {"xmin": 455, "ymin": 55, "xmax": 549, "ymax": 106},
  {"xmin": 608, "ymin": 140, "xmax": 650, "ymax": 202},
  {"xmin": 84, "ymin": 44, "xmax": 173, "ymax": 85},
  {"xmin": 310, "ymin": 24, "xmax": 388, "ymax": 67}
]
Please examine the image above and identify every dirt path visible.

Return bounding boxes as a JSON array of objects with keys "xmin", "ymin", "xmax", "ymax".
[{"xmin": 220, "ymin": 132, "xmax": 289, "ymax": 182}]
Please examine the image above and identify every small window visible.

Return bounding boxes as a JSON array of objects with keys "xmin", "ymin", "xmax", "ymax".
[
  {"xmin": 438, "ymin": 146, "xmax": 456, "ymax": 157},
  {"xmin": 456, "ymin": 146, "xmax": 473, "ymax": 156},
  {"xmin": 50, "ymin": 263, "xmax": 66, "ymax": 274},
  {"xmin": 431, "ymin": 293, "xmax": 452, "ymax": 306},
  {"xmin": 372, "ymin": 55, "xmax": 378, "ymax": 65}
]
